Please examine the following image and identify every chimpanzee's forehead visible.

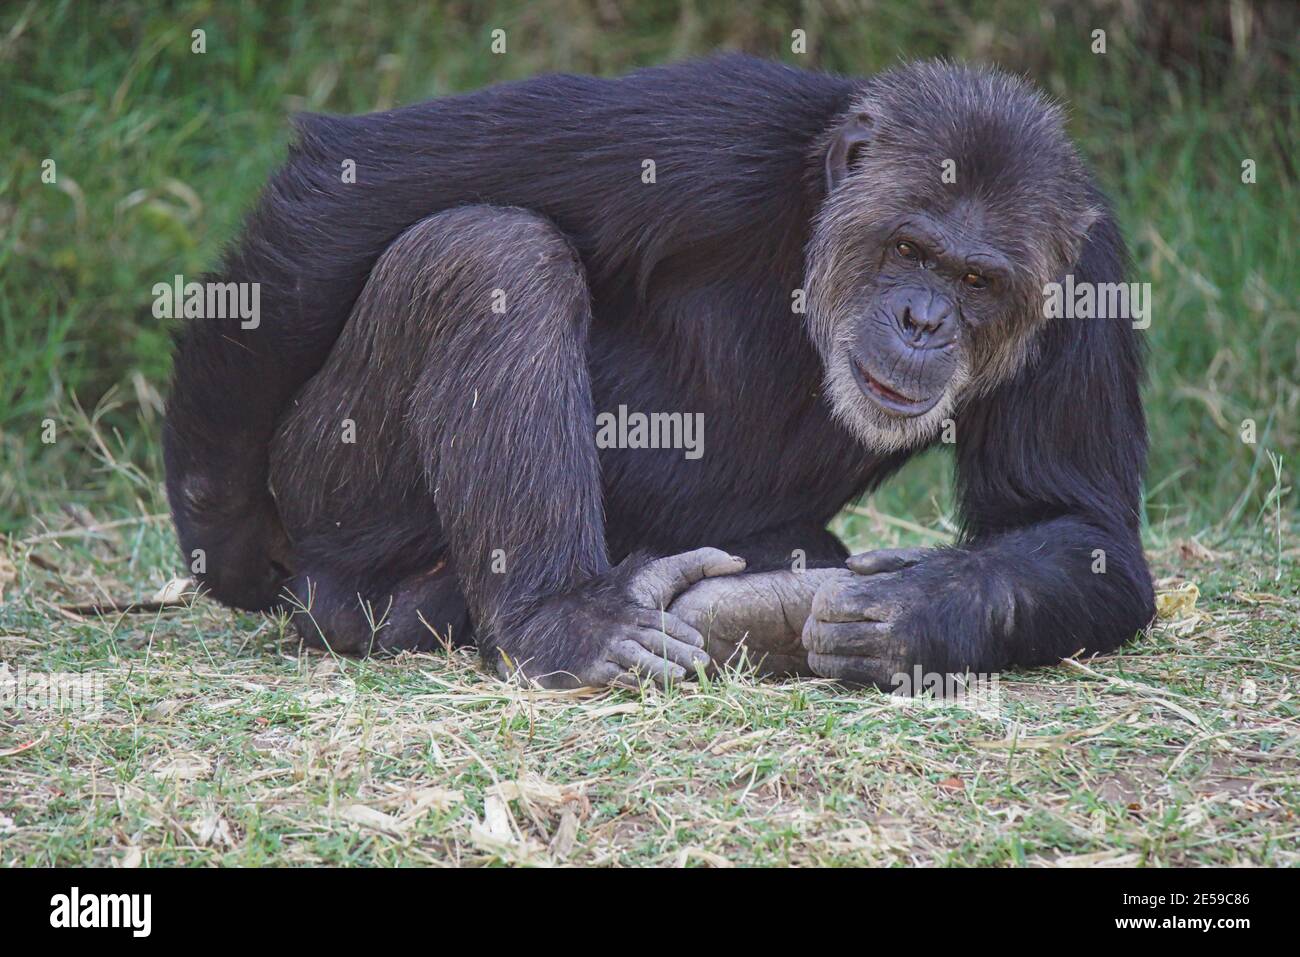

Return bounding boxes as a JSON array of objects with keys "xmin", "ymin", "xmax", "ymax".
[
  {"xmin": 897, "ymin": 196, "xmax": 995, "ymax": 245},
  {"xmin": 867, "ymin": 104, "xmax": 1078, "ymax": 218},
  {"xmin": 939, "ymin": 197, "xmax": 989, "ymax": 233}
]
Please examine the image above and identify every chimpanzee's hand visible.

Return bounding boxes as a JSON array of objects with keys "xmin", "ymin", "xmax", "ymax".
[
  {"xmin": 505, "ymin": 548, "xmax": 747, "ymax": 689},
  {"xmin": 801, "ymin": 548, "xmax": 939, "ymax": 688}
]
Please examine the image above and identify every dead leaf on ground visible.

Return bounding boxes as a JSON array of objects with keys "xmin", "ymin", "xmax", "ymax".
[
  {"xmin": 490, "ymin": 774, "xmax": 585, "ymax": 811},
  {"xmin": 675, "ymin": 846, "xmax": 734, "ymax": 868},
  {"xmin": 149, "ymin": 754, "xmax": 210, "ymax": 781},
  {"xmin": 194, "ymin": 813, "xmax": 236, "ymax": 847},
  {"xmin": 151, "ymin": 577, "xmax": 194, "ymax": 604},
  {"xmin": 1177, "ymin": 539, "xmax": 1218, "ymax": 563},
  {"xmin": 115, "ymin": 846, "xmax": 143, "ymax": 868},
  {"xmin": 1155, "ymin": 581, "xmax": 1211, "ymax": 636},
  {"xmin": 338, "ymin": 803, "xmax": 405, "ymax": 838},
  {"xmin": 1232, "ymin": 591, "xmax": 1291, "ymax": 606},
  {"xmin": 469, "ymin": 793, "xmax": 543, "ymax": 862},
  {"xmin": 549, "ymin": 808, "xmax": 580, "ymax": 861},
  {"xmin": 0, "ymin": 554, "xmax": 16, "ymax": 602},
  {"xmin": 1156, "ymin": 581, "xmax": 1200, "ymax": 619}
]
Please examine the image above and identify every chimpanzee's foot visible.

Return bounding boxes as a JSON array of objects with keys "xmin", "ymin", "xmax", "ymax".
[
  {"xmin": 285, "ymin": 563, "xmax": 473, "ymax": 655},
  {"xmin": 173, "ymin": 481, "xmax": 294, "ymax": 613},
  {"xmin": 668, "ymin": 567, "xmax": 852, "ymax": 677}
]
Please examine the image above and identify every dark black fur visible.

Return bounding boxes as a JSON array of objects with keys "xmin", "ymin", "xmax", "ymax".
[{"xmin": 164, "ymin": 54, "xmax": 1154, "ymax": 685}]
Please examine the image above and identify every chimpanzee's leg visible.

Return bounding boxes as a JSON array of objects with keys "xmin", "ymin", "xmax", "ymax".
[{"xmin": 268, "ymin": 206, "xmax": 744, "ymax": 685}]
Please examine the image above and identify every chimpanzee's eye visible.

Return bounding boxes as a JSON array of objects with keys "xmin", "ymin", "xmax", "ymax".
[
  {"xmin": 961, "ymin": 272, "xmax": 988, "ymax": 290},
  {"xmin": 895, "ymin": 241, "xmax": 920, "ymax": 261}
]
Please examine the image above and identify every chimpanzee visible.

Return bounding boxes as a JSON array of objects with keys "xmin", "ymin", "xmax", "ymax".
[{"xmin": 163, "ymin": 55, "xmax": 1154, "ymax": 688}]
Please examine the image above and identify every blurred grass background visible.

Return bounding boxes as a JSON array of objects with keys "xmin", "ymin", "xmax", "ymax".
[{"xmin": 0, "ymin": 0, "xmax": 1295, "ymax": 546}]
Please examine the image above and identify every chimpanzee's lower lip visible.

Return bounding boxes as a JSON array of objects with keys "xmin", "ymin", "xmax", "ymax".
[{"xmin": 851, "ymin": 360, "xmax": 939, "ymax": 418}]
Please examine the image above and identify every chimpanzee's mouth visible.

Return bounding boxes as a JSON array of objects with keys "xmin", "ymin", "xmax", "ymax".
[{"xmin": 851, "ymin": 359, "xmax": 939, "ymax": 418}]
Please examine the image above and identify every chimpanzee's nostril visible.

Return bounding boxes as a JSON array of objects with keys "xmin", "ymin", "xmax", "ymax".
[{"xmin": 897, "ymin": 298, "xmax": 955, "ymax": 340}]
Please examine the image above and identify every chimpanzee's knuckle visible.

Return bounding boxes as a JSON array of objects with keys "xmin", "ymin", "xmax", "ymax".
[
  {"xmin": 807, "ymin": 651, "xmax": 845, "ymax": 679},
  {"xmin": 802, "ymin": 618, "xmax": 834, "ymax": 654},
  {"xmin": 810, "ymin": 581, "xmax": 842, "ymax": 620},
  {"xmin": 800, "ymin": 618, "xmax": 819, "ymax": 652}
]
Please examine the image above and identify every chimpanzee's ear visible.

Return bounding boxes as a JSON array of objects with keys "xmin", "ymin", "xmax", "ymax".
[
  {"xmin": 1061, "ymin": 205, "xmax": 1106, "ymax": 274},
  {"xmin": 825, "ymin": 113, "xmax": 874, "ymax": 193}
]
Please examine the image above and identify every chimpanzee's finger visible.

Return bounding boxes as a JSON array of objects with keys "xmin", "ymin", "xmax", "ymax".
[
  {"xmin": 801, "ymin": 616, "xmax": 891, "ymax": 655},
  {"xmin": 609, "ymin": 639, "xmax": 688, "ymax": 684},
  {"xmin": 630, "ymin": 547, "xmax": 747, "ymax": 608},
  {"xmin": 634, "ymin": 607, "xmax": 705, "ymax": 648},
  {"xmin": 810, "ymin": 572, "xmax": 899, "ymax": 623},
  {"xmin": 631, "ymin": 618, "xmax": 711, "ymax": 671},
  {"xmin": 609, "ymin": 671, "xmax": 644, "ymax": 690},
  {"xmin": 572, "ymin": 660, "xmax": 625, "ymax": 688},
  {"xmin": 806, "ymin": 651, "xmax": 897, "ymax": 689},
  {"xmin": 846, "ymin": 548, "xmax": 931, "ymax": 575}
]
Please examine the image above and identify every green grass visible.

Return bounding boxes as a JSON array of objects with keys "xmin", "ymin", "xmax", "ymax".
[
  {"xmin": 0, "ymin": 0, "xmax": 1297, "ymax": 865},
  {"xmin": 2, "ymin": 519, "xmax": 1296, "ymax": 866}
]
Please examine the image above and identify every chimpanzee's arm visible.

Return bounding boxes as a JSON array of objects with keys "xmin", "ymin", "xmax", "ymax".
[{"xmin": 802, "ymin": 214, "xmax": 1155, "ymax": 686}]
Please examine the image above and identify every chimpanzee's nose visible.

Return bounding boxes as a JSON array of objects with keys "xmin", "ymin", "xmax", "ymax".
[{"xmin": 896, "ymin": 294, "xmax": 955, "ymax": 347}]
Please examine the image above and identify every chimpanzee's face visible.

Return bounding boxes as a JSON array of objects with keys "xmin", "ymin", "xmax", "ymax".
[
  {"xmin": 806, "ymin": 192, "xmax": 1047, "ymax": 453},
  {"xmin": 804, "ymin": 63, "xmax": 1100, "ymax": 453},
  {"xmin": 845, "ymin": 203, "xmax": 1017, "ymax": 422}
]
